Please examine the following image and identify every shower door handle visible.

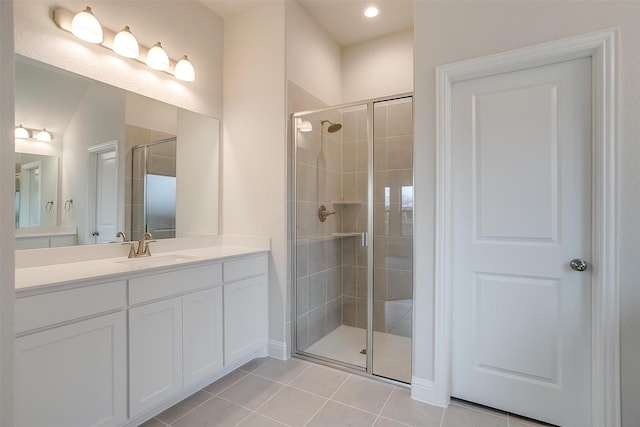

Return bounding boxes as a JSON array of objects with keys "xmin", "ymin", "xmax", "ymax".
[{"xmin": 361, "ymin": 232, "xmax": 369, "ymax": 247}]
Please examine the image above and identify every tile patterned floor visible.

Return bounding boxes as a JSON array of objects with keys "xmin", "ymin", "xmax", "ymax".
[{"xmin": 140, "ymin": 357, "xmax": 551, "ymax": 427}]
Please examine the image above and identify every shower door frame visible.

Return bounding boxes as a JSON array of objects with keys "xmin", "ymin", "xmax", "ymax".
[{"xmin": 291, "ymin": 92, "xmax": 414, "ymax": 380}]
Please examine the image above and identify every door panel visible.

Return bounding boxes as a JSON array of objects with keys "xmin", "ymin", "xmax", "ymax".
[
  {"xmin": 451, "ymin": 57, "xmax": 592, "ymax": 427},
  {"xmin": 96, "ymin": 150, "xmax": 117, "ymax": 243}
]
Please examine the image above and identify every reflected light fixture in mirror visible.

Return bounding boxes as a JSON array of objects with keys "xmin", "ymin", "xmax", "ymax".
[
  {"xmin": 15, "ymin": 125, "xmax": 30, "ymax": 139},
  {"xmin": 146, "ymin": 42, "xmax": 170, "ymax": 71},
  {"xmin": 71, "ymin": 6, "xmax": 103, "ymax": 44},
  {"xmin": 113, "ymin": 26, "xmax": 139, "ymax": 59},
  {"xmin": 35, "ymin": 129, "xmax": 52, "ymax": 142}
]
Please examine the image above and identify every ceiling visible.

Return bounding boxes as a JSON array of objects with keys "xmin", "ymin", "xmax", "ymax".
[{"xmin": 199, "ymin": 0, "xmax": 414, "ymax": 46}]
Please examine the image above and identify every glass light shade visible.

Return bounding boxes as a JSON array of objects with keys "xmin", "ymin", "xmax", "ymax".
[
  {"xmin": 174, "ymin": 55, "xmax": 195, "ymax": 82},
  {"xmin": 298, "ymin": 120, "xmax": 313, "ymax": 132},
  {"xmin": 113, "ymin": 26, "xmax": 139, "ymax": 58},
  {"xmin": 71, "ymin": 6, "xmax": 103, "ymax": 44},
  {"xmin": 146, "ymin": 42, "xmax": 169, "ymax": 71},
  {"xmin": 364, "ymin": 6, "xmax": 379, "ymax": 18},
  {"xmin": 35, "ymin": 129, "xmax": 52, "ymax": 142},
  {"xmin": 15, "ymin": 125, "xmax": 30, "ymax": 139}
]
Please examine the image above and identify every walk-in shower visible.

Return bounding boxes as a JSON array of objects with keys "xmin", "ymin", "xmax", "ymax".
[{"xmin": 292, "ymin": 95, "xmax": 414, "ymax": 383}]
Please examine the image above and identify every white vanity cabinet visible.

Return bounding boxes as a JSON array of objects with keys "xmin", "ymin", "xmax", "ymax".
[
  {"xmin": 128, "ymin": 264, "xmax": 224, "ymax": 417},
  {"xmin": 223, "ymin": 255, "xmax": 269, "ymax": 365},
  {"xmin": 16, "ymin": 250, "xmax": 269, "ymax": 426},
  {"xmin": 15, "ymin": 281, "xmax": 127, "ymax": 427}
]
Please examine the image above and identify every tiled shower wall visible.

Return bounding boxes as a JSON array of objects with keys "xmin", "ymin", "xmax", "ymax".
[
  {"xmin": 340, "ymin": 99, "xmax": 414, "ymax": 337},
  {"xmin": 124, "ymin": 124, "xmax": 176, "ymax": 241},
  {"xmin": 372, "ymin": 99, "xmax": 413, "ymax": 337},
  {"xmin": 295, "ymin": 109, "xmax": 345, "ymax": 351}
]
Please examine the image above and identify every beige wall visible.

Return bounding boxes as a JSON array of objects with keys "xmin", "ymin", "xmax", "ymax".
[
  {"xmin": 413, "ymin": 2, "xmax": 640, "ymax": 425},
  {"xmin": 0, "ymin": 2, "xmax": 14, "ymax": 424},
  {"xmin": 286, "ymin": 1, "xmax": 342, "ymax": 106},
  {"xmin": 222, "ymin": 1, "xmax": 288, "ymax": 354},
  {"xmin": 342, "ymin": 28, "xmax": 414, "ymax": 103}
]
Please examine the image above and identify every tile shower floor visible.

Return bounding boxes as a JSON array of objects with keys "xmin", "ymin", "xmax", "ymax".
[
  {"xmin": 141, "ymin": 357, "xmax": 550, "ymax": 427},
  {"xmin": 305, "ymin": 325, "xmax": 412, "ymax": 383}
]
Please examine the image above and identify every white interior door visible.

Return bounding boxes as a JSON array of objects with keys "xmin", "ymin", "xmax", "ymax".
[
  {"xmin": 95, "ymin": 150, "xmax": 117, "ymax": 243},
  {"xmin": 451, "ymin": 57, "xmax": 592, "ymax": 427}
]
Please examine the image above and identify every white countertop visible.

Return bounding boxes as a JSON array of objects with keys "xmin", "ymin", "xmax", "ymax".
[{"xmin": 16, "ymin": 245, "xmax": 268, "ymax": 294}]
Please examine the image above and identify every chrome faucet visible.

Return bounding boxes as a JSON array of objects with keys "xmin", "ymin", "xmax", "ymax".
[{"xmin": 136, "ymin": 232, "xmax": 156, "ymax": 257}]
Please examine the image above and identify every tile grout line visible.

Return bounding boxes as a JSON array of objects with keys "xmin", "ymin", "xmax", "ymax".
[
  {"xmin": 438, "ymin": 402, "xmax": 446, "ymax": 427},
  {"xmin": 251, "ymin": 362, "xmax": 314, "ymax": 415},
  {"xmin": 372, "ymin": 387, "xmax": 397, "ymax": 426},
  {"xmin": 151, "ymin": 417, "xmax": 171, "ymax": 426},
  {"xmin": 303, "ymin": 373, "xmax": 353, "ymax": 426},
  {"xmin": 166, "ymin": 367, "xmax": 252, "ymax": 426},
  {"xmin": 164, "ymin": 391, "xmax": 217, "ymax": 426}
]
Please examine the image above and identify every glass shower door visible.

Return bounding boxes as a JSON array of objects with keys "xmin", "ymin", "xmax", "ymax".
[
  {"xmin": 294, "ymin": 104, "xmax": 369, "ymax": 370},
  {"xmin": 371, "ymin": 97, "xmax": 413, "ymax": 383}
]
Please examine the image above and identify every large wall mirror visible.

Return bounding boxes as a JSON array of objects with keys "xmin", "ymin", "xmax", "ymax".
[{"xmin": 15, "ymin": 55, "xmax": 219, "ymax": 249}]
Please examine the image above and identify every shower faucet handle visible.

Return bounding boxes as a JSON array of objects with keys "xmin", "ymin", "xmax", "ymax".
[{"xmin": 318, "ymin": 205, "xmax": 336, "ymax": 222}]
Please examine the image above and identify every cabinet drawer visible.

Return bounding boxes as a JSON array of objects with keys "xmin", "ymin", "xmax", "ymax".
[
  {"xmin": 223, "ymin": 254, "xmax": 267, "ymax": 282},
  {"xmin": 129, "ymin": 263, "xmax": 222, "ymax": 305},
  {"xmin": 16, "ymin": 280, "xmax": 126, "ymax": 334}
]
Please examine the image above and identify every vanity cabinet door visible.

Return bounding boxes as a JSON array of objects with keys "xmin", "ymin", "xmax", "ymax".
[
  {"xmin": 183, "ymin": 286, "xmax": 224, "ymax": 388},
  {"xmin": 15, "ymin": 312, "xmax": 126, "ymax": 427},
  {"xmin": 223, "ymin": 275, "xmax": 268, "ymax": 365},
  {"xmin": 129, "ymin": 297, "xmax": 183, "ymax": 418}
]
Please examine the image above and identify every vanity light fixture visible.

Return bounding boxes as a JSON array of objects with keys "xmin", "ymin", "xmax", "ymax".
[
  {"xmin": 53, "ymin": 7, "xmax": 196, "ymax": 82},
  {"xmin": 35, "ymin": 129, "xmax": 52, "ymax": 142},
  {"xmin": 15, "ymin": 125, "xmax": 30, "ymax": 139},
  {"xmin": 363, "ymin": 6, "xmax": 379, "ymax": 18},
  {"xmin": 113, "ymin": 26, "xmax": 139, "ymax": 59},
  {"xmin": 146, "ymin": 42, "xmax": 170, "ymax": 71},
  {"xmin": 14, "ymin": 126, "xmax": 53, "ymax": 142},
  {"xmin": 70, "ymin": 6, "xmax": 103, "ymax": 44},
  {"xmin": 174, "ymin": 55, "xmax": 195, "ymax": 82}
]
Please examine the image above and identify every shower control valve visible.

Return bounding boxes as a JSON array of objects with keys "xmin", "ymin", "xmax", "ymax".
[{"xmin": 318, "ymin": 205, "xmax": 336, "ymax": 222}]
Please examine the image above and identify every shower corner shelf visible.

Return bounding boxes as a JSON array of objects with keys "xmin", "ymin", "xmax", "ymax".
[
  {"xmin": 332, "ymin": 200, "xmax": 363, "ymax": 206},
  {"xmin": 331, "ymin": 232, "xmax": 362, "ymax": 237}
]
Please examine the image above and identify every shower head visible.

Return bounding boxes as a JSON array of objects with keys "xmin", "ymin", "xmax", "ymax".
[{"xmin": 321, "ymin": 120, "xmax": 342, "ymax": 133}]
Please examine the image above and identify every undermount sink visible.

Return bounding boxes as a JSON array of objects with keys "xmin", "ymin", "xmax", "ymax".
[{"xmin": 116, "ymin": 254, "xmax": 200, "ymax": 268}]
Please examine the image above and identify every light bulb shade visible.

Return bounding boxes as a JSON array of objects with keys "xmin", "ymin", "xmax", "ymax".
[
  {"xmin": 113, "ymin": 26, "xmax": 139, "ymax": 58},
  {"xmin": 174, "ymin": 55, "xmax": 195, "ymax": 82},
  {"xmin": 35, "ymin": 129, "xmax": 52, "ymax": 142},
  {"xmin": 71, "ymin": 6, "xmax": 103, "ymax": 44},
  {"xmin": 15, "ymin": 125, "xmax": 30, "ymax": 139},
  {"xmin": 146, "ymin": 42, "xmax": 169, "ymax": 71}
]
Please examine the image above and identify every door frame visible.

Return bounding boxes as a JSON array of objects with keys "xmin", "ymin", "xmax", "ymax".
[
  {"xmin": 434, "ymin": 29, "xmax": 619, "ymax": 426},
  {"xmin": 87, "ymin": 140, "xmax": 119, "ymax": 243}
]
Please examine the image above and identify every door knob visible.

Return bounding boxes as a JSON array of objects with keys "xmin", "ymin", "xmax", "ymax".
[{"xmin": 569, "ymin": 259, "xmax": 588, "ymax": 272}]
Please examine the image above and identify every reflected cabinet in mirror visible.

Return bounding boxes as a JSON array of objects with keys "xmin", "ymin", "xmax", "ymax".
[{"xmin": 15, "ymin": 55, "xmax": 220, "ymax": 249}]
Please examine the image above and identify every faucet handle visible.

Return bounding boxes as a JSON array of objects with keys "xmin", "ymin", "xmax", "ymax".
[
  {"xmin": 122, "ymin": 242, "xmax": 136, "ymax": 258},
  {"xmin": 142, "ymin": 239, "xmax": 157, "ymax": 255}
]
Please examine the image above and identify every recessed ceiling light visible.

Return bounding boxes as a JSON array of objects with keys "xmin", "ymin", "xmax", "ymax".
[{"xmin": 363, "ymin": 6, "xmax": 379, "ymax": 18}]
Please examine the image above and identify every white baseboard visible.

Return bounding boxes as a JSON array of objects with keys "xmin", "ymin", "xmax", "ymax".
[
  {"xmin": 268, "ymin": 339, "xmax": 288, "ymax": 360},
  {"xmin": 411, "ymin": 377, "xmax": 448, "ymax": 407}
]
